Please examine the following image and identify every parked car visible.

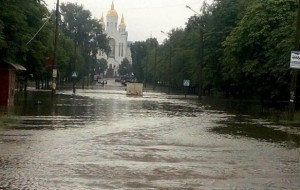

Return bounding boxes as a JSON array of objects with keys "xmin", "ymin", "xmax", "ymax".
[
  {"xmin": 96, "ymin": 79, "xmax": 107, "ymax": 86},
  {"xmin": 119, "ymin": 75, "xmax": 135, "ymax": 86}
]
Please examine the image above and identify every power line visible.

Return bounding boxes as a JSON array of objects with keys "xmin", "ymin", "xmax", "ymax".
[{"xmin": 26, "ymin": 12, "xmax": 54, "ymax": 45}]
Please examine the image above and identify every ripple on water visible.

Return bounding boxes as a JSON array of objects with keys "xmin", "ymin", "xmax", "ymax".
[{"xmin": 0, "ymin": 89, "xmax": 299, "ymax": 189}]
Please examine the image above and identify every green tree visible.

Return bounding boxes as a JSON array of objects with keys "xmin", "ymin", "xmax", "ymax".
[
  {"xmin": 95, "ymin": 58, "xmax": 108, "ymax": 76},
  {"xmin": 60, "ymin": 3, "xmax": 109, "ymax": 80},
  {"xmin": 222, "ymin": 0, "xmax": 297, "ymax": 98},
  {"xmin": 131, "ymin": 41, "xmax": 147, "ymax": 82},
  {"xmin": 119, "ymin": 58, "xmax": 132, "ymax": 76},
  {"xmin": 0, "ymin": 0, "xmax": 55, "ymax": 88},
  {"xmin": 196, "ymin": 0, "xmax": 248, "ymax": 95}
]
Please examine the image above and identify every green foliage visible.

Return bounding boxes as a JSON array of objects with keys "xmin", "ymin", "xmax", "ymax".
[
  {"xmin": 60, "ymin": 3, "xmax": 110, "ymax": 79},
  {"xmin": 0, "ymin": 1, "xmax": 110, "ymax": 86},
  {"xmin": 0, "ymin": 0, "xmax": 49, "ymax": 63},
  {"xmin": 1, "ymin": 0, "xmax": 298, "ymax": 99},
  {"xmin": 134, "ymin": 0, "xmax": 297, "ymax": 100},
  {"xmin": 222, "ymin": 0, "xmax": 296, "ymax": 97},
  {"xmin": 0, "ymin": 0, "xmax": 56, "ymax": 86},
  {"xmin": 131, "ymin": 41, "xmax": 148, "ymax": 82},
  {"xmin": 95, "ymin": 58, "xmax": 108, "ymax": 75},
  {"xmin": 131, "ymin": 38, "xmax": 159, "ymax": 82},
  {"xmin": 119, "ymin": 58, "xmax": 132, "ymax": 76}
]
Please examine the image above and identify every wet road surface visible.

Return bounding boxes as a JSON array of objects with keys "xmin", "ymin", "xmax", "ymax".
[{"xmin": 0, "ymin": 86, "xmax": 299, "ymax": 189}]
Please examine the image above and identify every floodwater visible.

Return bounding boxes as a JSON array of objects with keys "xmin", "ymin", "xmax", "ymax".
[{"xmin": 0, "ymin": 85, "xmax": 299, "ymax": 189}]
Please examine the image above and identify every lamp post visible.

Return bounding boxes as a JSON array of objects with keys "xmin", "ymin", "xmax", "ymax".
[
  {"xmin": 185, "ymin": 5, "xmax": 199, "ymax": 15},
  {"xmin": 186, "ymin": 5, "xmax": 203, "ymax": 99},
  {"xmin": 161, "ymin": 31, "xmax": 172, "ymax": 94}
]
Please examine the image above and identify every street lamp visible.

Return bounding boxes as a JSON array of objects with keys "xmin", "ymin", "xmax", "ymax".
[
  {"xmin": 185, "ymin": 5, "xmax": 200, "ymax": 15},
  {"xmin": 161, "ymin": 31, "xmax": 172, "ymax": 94},
  {"xmin": 186, "ymin": 5, "xmax": 203, "ymax": 99}
]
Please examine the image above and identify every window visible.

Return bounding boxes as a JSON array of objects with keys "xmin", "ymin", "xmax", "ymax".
[
  {"xmin": 108, "ymin": 38, "xmax": 115, "ymax": 58},
  {"xmin": 121, "ymin": 43, "xmax": 124, "ymax": 57}
]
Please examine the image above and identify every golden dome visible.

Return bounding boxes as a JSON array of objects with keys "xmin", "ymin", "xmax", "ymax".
[
  {"xmin": 119, "ymin": 14, "xmax": 126, "ymax": 27},
  {"xmin": 107, "ymin": 1, "xmax": 118, "ymax": 17},
  {"xmin": 99, "ymin": 13, "xmax": 105, "ymax": 26}
]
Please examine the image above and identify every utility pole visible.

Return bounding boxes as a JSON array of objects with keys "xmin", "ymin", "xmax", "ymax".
[
  {"xmin": 52, "ymin": 0, "xmax": 59, "ymax": 96},
  {"xmin": 289, "ymin": 0, "xmax": 300, "ymax": 120}
]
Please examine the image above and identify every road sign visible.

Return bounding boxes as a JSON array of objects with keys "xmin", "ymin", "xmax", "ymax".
[
  {"xmin": 183, "ymin": 79, "xmax": 190, "ymax": 87},
  {"xmin": 290, "ymin": 51, "xmax": 300, "ymax": 69},
  {"xmin": 53, "ymin": 69, "xmax": 57, "ymax": 78},
  {"xmin": 72, "ymin": 72, "xmax": 77, "ymax": 78}
]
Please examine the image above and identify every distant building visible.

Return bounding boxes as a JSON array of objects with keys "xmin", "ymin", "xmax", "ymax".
[{"xmin": 97, "ymin": 1, "xmax": 132, "ymax": 78}]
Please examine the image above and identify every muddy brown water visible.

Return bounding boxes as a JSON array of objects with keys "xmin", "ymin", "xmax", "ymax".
[{"xmin": 0, "ymin": 88, "xmax": 299, "ymax": 189}]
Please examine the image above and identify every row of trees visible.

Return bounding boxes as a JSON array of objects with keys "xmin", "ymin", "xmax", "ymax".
[
  {"xmin": 131, "ymin": 0, "xmax": 298, "ymax": 101},
  {"xmin": 0, "ymin": 0, "xmax": 110, "ymax": 89}
]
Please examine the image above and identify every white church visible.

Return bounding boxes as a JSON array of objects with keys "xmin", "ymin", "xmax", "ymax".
[{"xmin": 97, "ymin": 1, "xmax": 132, "ymax": 78}]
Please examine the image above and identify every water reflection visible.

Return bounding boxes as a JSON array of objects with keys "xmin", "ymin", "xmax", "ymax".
[
  {"xmin": 210, "ymin": 116, "xmax": 300, "ymax": 148},
  {"xmin": 0, "ymin": 88, "xmax": 299, "ymax": 189}
]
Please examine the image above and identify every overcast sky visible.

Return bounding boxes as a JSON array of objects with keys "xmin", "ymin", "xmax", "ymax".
[{"xmin": 44, "ymin": 0, "xmax": 211, "ymax": 43}]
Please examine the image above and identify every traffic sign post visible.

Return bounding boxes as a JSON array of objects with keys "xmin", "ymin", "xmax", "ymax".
[
  {"xmin": 183, "ymin": 80, "xmax": 190, "ymax": 87},
  {"xmin": 289, "ymin": 52, "xmax": 300, "ymax": 120},
  {"xmin": 290, "ymin": 51, "xmax": 300, "ymax": 69},
  {"xmin": 289, "ymin": 1, "xmax": 300, "ymax": 120},
  {"xmin": 72, "ymin": 71, "xmax": 78, "ymax": 78}
]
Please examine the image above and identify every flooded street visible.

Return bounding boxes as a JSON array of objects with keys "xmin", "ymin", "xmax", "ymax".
[{"xmin": 0, "ymin": 85, "xmax": 299, "ymax": 189}]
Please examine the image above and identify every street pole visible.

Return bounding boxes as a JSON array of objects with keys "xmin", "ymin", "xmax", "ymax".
[
  {"xmin": 52, "ymin": 0, "xmax": 59, "ymax": 96},
  {"xmin": 289, "ymin": 0, "xmax": 300, "ymax": 120}
]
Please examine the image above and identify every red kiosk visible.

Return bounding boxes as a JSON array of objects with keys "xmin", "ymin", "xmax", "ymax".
[{"xmin": 0, "ymin": 60, "xmax": 26, "ymax": 106}]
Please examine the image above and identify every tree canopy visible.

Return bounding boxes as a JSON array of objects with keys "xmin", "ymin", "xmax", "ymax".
[
  {"xmin": 131, "ymin": 0, "xmax": 298, "ymax": 100},
  {"xmin": 0, "ymin": 1, "xmax": 110, "ymax": 88}
]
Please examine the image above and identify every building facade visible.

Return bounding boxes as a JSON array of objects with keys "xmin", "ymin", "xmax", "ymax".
[{"xmin": 97, "ymin": 1, "xmax": 132, "ymax": 78}]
